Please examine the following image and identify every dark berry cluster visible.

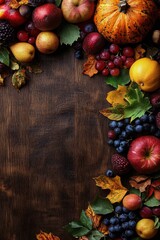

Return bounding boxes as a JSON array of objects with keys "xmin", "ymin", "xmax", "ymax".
[
  {"xmin": 107, "ymin": 113, "xmax": 160, "ymax": 153},
  {"xmin": 0, "ymin": 20, "xmax": 15, "ymax": 45},
  {"xmin": 103, "ymin": 205, "xmax": 138, "ymax": 239}
]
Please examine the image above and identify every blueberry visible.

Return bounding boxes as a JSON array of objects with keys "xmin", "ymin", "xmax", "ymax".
[
  {"xmin": 116, "ymin": 146, "xmax": 124, "ymax": 153},
  {"xmin": 114, "ymin": 127, "xmax": 121, "ymax": 135},
  {"xmin": 107, "ymin": 139, "xmax": 114, "ymax": 145},
  {"xmin": 120, "ymin": 140, "xmax": 128, "ymax": 148},
  {"xmin": 134, "ymin": 124, "xmax": 143, "ymax": 133},
  {"xmin": 125, "ymin": 229, "xmax": 134, "ymax": 237},
  {"xmin": 150, "ymin": 124, "xmax": 156, "ymax": 133},
  {"xmin": 114, "ymin": 224, "xmax": 122, "ymax": 232},
  {"xmin": 114, "ymin": 139, "xmax": 120, "ymax": 147},
  {"xmin": 115, "ymin": 205, "xmax": 123, "ymax": 214},
  {"xmin": 119, "ymin": 130, "xmax": 128, "ymax": 139},
  {"xmin": 106, "ymin": 169, "xmax": 114, "ymax": 177},
  {"xmin": 84, "ymin": 23, "xmax": 96, "ymax": 33},
  {"xmin": 148, "ymin": 114, "xmax": 155, "ymax": 123},
  {"xmin": 108, "ymin": 232, "xmax": 117, "ymax": 239},
  {"xmin": 109, "ymin": 120, "xmax": 118, "ymax": 129},
  {"xmin": 122, "ymin": 221, "xmax": 129, "ymax": 229},
  {"xmin": 125, "ymin": 124, "xmax": 134, "ymax": 133},
  {"xmin": 122, "ymin": 207, "xmax": 129, "ymax": 213},
  {"xmin": 142, "ymin": 123, "xmax": 150, "ymax": 131},
  {"xmin": 124, "ymin": 118, "xmax": 130, "ymax": 124},
  {"xmin": 117, "ymin": 121, "xmax": 124, "ymax": 128},
  {"xmin": 155, "ymin": 129, "xmax": 160, "ymax": 137},
  {"xmin": 74, "ymin": 50, "xmax": 83, "ymax": 59},
  {"xmin": 128, "ymin": 220, "xmax": 136, "ymax": 229},
  {"xmin": 134, "ymin": 118, "xmax": 141, "ymax": 125},
  {"xmin": 103, "ymin": 218, "xmax": 110, "ymax": 225},
  {"xmin": 108, "ymin": 225, "xmax": 115, "ymax": 233},
  {"xmin": 110, "ymin": 216, "xmax": 119, "ymax": 225},
  {"xmin": 128, "ymin": 211, "xmax": 136, "ymax": 220},
  {"xmin": 140, "ymin": 114, "xmax": 149, "ymax": 122},
  {"xmin": 119, "ymin": 213, "xmax": 128, "ymax": 222}
]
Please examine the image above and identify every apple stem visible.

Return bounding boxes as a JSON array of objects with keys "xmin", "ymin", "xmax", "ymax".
[{"xmin": 118, "ymin": 0, "xmax": 129, "ymax": 13}]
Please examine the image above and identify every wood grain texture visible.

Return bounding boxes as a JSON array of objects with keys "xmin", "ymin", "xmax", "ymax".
[{"xmin": 0, "ymin": 48, "xmax": 113, "ymax": 240}]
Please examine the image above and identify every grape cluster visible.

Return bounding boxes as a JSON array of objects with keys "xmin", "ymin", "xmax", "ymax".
[
  {"xmin": 107, "ymin": 113, "xmax": 160, "ymax": 153},
  {"xmin": 95, "ymin": 44, "xmax": 135, "ymax": 77},
  {"xmin": 103, "ymin": 205, "xmax": 138, "ymax": 239}
]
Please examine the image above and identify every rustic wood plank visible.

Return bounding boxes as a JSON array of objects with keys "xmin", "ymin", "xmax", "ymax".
[{"xmin": 0, "ymin": 48, "xmax": 112, "ymax": 240}]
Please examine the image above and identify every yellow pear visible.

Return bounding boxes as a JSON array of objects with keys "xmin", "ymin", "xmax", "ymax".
[
  {"xmin": 136, "ymin": 218, "xmax": 158, "ymax": 239},
  {"xmin": 10, "ymin": 42, "xmax": 35, "ymax": 63}
]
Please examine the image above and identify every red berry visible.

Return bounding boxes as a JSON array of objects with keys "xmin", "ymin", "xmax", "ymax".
[
  {"xmin": 107, "ymin": 61, "xmax": 115, "ymax": 69},
  {"xmin": 95, "ymin": 60, "xmax": 106, "ymax": 72},
  {"xmin": 99, "ymin": 49, "xmax": 111, "ymax": 60},
  {"xmin": 110, "ymin": 68, "xmax": 120, "ymax": 77},
  {"xmin": 28, "ymin": 37, "xmax": 36, "ymax": 45},
  {"xmin": 122, "ymin": 46, "xmax": 135, "ymax": 57},
  {"xmin": 17, "ymin": 30, "xmax": 29, "ymax": 42},
  {"xmin": 124, "ymin": 57, "xmax": 135, "ymax": 68},
  {"xmin": 108, "ymin": 130, "xmax": 116, "ymax": 139},
  {"xmin": 113, "ymin": 56, "xmax": 123, "ymax": 68},
  {"xmin": 152, "ymin": 207, "xmax": 160, "ymax": 217},
  {"xmin": 102, "ymin": 68, "xmax": 110, "ymax": 76},
  {"xmin": 109, "ymin": 44, "xmax": 120, "ymax": 54},
  {"xmin": 25, "ymin": 21, "xmax": 40, "ymax": 37}
]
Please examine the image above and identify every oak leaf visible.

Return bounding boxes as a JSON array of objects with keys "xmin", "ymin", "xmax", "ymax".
[
  {"xmin": 85, "ymin": 204, "xmax": 101, "ymax": 229},
  {"xmin": 106, "ymin": 85, "xmax": 127, "ymax": 106},
  {"xmin": 83, "ymin": 55, "xmax": 98, "ymax": 77},
  {"xmin": 129, "ymin": 175, "xmax": 151, "ymax": 192},
  {"xmin": 36, "ymin": 231, "xmax": 60, "ymax": 240},
  {"xmin": 94, "ymin": 175, "xmax": 127, "ymax": 203},
  {"xmin": 9, "ymin": 0, "xmax": 28, "ymax": 8}
]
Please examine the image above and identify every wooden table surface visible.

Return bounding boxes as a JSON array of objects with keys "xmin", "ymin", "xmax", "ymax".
[{"xmin": 0, "ymin": 47, "xmax": 113, "ymax": 240}]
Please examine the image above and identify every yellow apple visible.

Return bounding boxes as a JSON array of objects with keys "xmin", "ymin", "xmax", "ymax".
[
  {"xmin": 10, "ymin": 42, "xmax": 35, "ymax": 63},
  {"xmin": 136, "ymin": 219, "xmax": 158, "ymax": 239},
  {"xmin": 35, "ymin": 31, "xmax": 59, "ymax": 54}
]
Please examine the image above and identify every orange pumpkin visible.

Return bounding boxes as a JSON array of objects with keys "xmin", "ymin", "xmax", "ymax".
[{"xmin": 94, "ymin": 0, "xmax": 157, "ymax": 44}]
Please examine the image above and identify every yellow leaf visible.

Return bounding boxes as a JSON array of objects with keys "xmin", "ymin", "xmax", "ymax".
[
  {"xmin": 83, "ymin": 55, "xmax": 98, "ymax": 77},
  {"xmin": 36, "ymin": 231, "xmax": 60, "ymax": 240},
  {"xmin": 85, "ymin": 204, "xmax": 101, "ymax": 228},
  {"xmin": 94, "ymin": 175, "xmax": 128, "ymax": 203},
  {"xmin": 9, "ymin": 0, "xmax": 28, "ymax": 8},
  {"xmin": 106, "ymin": 85, "xmax": 127, "ymax": 106}
]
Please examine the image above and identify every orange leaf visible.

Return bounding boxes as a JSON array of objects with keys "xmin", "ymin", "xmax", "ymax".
[
  {"xmin": 9, "ymin": 0, "xmax": 28, "ymax": 8},
  {"xmin": 134, "ymin": 44, "xmax": 146, "ymax": 60},
  {"xmin": 129, "ymin": 175, "xmax": 151, "ymax": 192},
  {"xmin": 106, "ymin": 85, "xmax": 127, "ymax": 107},
  {"xmin": 98, "ymin": 223, "xmax": 109, "ymax": 235},
  {"xmin": 85, "ymin": 204, "xmax": 101, "ymax": 228},
  {"xmin": 36, "ymin": 231, "xmax": 60, "ymax": 240},
  {"xmin": 94, "ymin": 175, "xmax": 127, "ymax": 203},
  {"xmin": 83, "ymin": 55, "xmax": 98, "ymax": 77}
]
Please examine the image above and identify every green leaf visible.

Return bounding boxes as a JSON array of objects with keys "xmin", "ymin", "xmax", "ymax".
[
  {"xmin": 54, "ymin": 0, "xmax": 62, "ymax": 6},
  {"xmin": 129, "ymin": 188, "xmax": 141, "ymax": 196},
  {"xmin": 0, "ymin": 47, "xmax": 10, "ymax": 66},
  {"xmin": 144, "ymin": 195, "xmax": 160, "ymax": 207},
  {"xmin": 124, "ymin": 83, "xmax": 152, "ymax": 121},
  {"xmin": 64, "ymin": 220, "xmax": 91, "ymax": 237},
  {"xmin": 91, "ymin": 197, "xmax": 114, "ymax": 215},
  {"xmin": 58, "ymin": 22, "xmax": 80, "ymax": 45},
  {"xmin": 154, "ymin": 216, "xmax": 160, "ymax": 229},
  {"xmin": 80, "ymin": 210, "xmax": 92, "ymax": 230},
  {"xmin": 105, "ymin": 69, "xmax": 130, "ymax": 88},
  {"xmin": 87, "ymin": 230, "xmax": 104, "ymax": 240}
]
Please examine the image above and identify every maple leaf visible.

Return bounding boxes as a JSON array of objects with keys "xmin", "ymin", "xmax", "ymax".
[
  {"xmin": 147, "ymin": 179, "xmax": 160, "ymax": 201},
  {"xmin": 83, "ymin": 55, "xmax": 98, "ymax": 77},
  {"xmin": 134, "ymin": 44, "xmax": 146, "ymax": 60},
  {"xmin": 94, "ymin": 175, "xmax": 128, "ymax": 203},
  {"xmin": 85, "ymin": 204, "xmax": 101, "ymax": 229},
  {"xmin": 36, "ymin": 231, "xmax": 60, "ymax": 240},
  {"xmin": 106, "ymin": 85, "xmax": 128, "ymax": 107},
  {"xmin": 9, "ymin": 0, "xmax": 28, "ymax": 8},
  {"xmin": 129, "ymin": 175, "xmax": 151, "ymax": 192}
]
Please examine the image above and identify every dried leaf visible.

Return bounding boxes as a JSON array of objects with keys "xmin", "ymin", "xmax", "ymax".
[
  {"xmin": 9, "ymin": 0, "xmax": 28, "ymax": 8},
  {"xmin": 12, "ymin": 69, "xmax": 27, "ymax": 89},
  {"xmin": 85, "ymin": 204, "xmax": 101, "ymax": 229},
  {"xmin": 83, "ymin": 55, "xmax": 98, "ymax": 77},
  {"xmin": 106, "ymin": 85, "xmax": 127, "ymax": 106},
  {"xmin": 129, "ymin": 175, "xmax": 151, "ymax": 192},
  {"xmin": 150, "ymin": 180, "xmax": 160, "ymax": 201},
  {"xmin": 0, "ymin": 74, "xmax": 4, "ymax": 86},
  {"xmin": 97, "ymin": 223, "xmax": 109, "ymax": 235},
  {"xmin": 79, "ymin": 236, "xmax": 89, "ymax": 240},
  {"xmin": 94, "ymin": 175, "xmax": 127, "ymax": 203},
  {"xmin": 36, "ymin": 231, "xmax": 60, "ymax": 240},
  {"xmin": 134, "ymin": 44, "xmax": 146, "ymax": 60}
]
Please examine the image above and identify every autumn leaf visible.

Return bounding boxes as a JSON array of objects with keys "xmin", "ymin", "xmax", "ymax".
[
  {"xmin": 83, "ymin": 55, "xmax": 98, "ymax": 77},
  {"xmin": 97, "ymin": 223, "xmax": 109, "ymax": 235},
  {"xmin": 9, "ymin": 0, "xmax": 28, "ymax": 8},
  {"xmin": 129, "ymin": 175, "xmax": 151, "ymax": 192},
  {"xmin": 94, "ymin": 175, "xmax": 128, "ymax": 203},
  {"xmin": 85, "ymin": 204, "xmax": 101, "ymax": 229},
  {"xmin": 147, "ymin": 179, "xmax": 160, "ymax": 201},
  {"xmin": 100, "ymin": 105, "xmax": 124, "ymax": 121},
  {"xmin": 134, "ymin": 44, "xmax": 146, "ymax": 60},
  {"xmin": 0, "ymin": 74, "xmax": 4, "ymax": 86},
  {"xmin": 36, "ymin": 231, "xmax": 60, "ymax": 240},
  {"xmin": 106, "ymin": 85, "xmax": 128, "ymax": 106}
]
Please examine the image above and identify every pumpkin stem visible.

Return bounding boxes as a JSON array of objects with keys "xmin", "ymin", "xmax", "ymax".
[{"xmin": 118, "ymin": 0, "xmax": 129, "ymax": 13}]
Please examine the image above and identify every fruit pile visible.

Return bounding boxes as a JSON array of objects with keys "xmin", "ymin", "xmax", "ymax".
[{"xmin": 0, "ymin": 0, "xmax": 160, "ymax": 240}]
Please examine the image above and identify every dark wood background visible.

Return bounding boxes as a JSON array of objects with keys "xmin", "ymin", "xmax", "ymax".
[{"xmin": 0, "ymin": 47, "xmax": 113, "ymax": 240}]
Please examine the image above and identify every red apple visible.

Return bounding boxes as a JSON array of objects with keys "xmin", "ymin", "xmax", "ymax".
[
  {"xmin": 61, "ymin": 0, "xmax": 95, "ymax": 23},
  {"xmin": 32, "ymin": 3, "xmax": 62, "ymax": 31},
  {"xmin": 127, "ymin": 136, "xmax": 160, "ymax": 174},
  {"xmin": 122, "ymin": 194, "xmax": 142, "ymax": 211},
  {"xmin": 0, "ymin": 4, "xmax": 27, "ymax": 27},
  {"xmin": 82, "ymin": 32, "xmax": 106, "ymax": 54}
]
